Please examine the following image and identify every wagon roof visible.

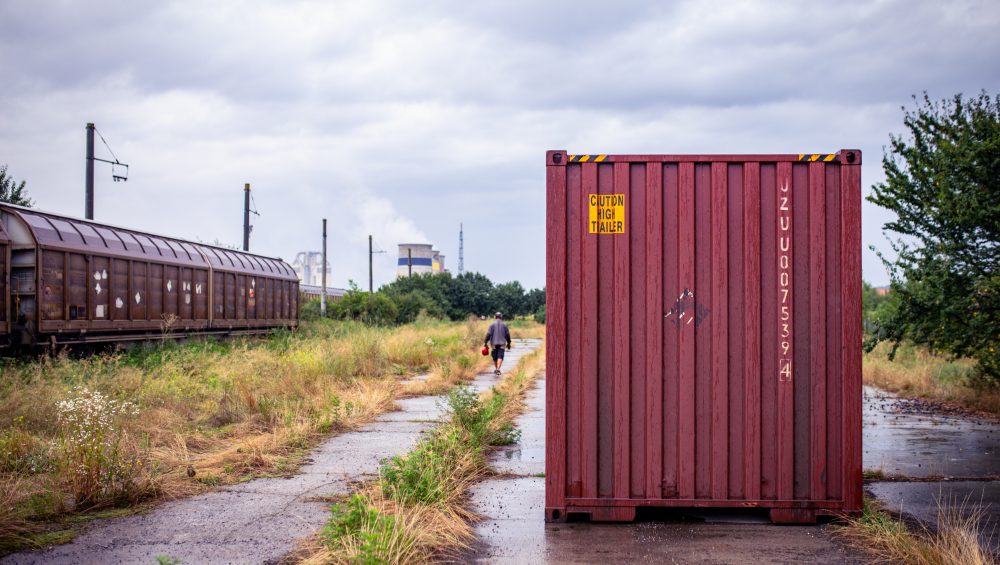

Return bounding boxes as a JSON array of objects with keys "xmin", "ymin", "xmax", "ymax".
[{"xmin": 0, "ymin": 203, "xmax": 297, "ymax": 280}]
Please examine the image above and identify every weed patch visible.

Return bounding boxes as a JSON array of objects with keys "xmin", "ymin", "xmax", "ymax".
[
  {"xmin": 315, "ymin": 343, "xmax": 545, "ymax": 564},
  {"xmin": 840, "ymin": 496, "xmax": 997, "ymax": 565}
]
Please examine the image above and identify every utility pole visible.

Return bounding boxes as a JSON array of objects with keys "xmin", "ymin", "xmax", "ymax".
[
  {"xmin": 85, "ymin": 123, "xmax": 95, "ymax": 220},
  {"xmin": 408, "ymin": 248, "xmax": 412, "ymax": 277},
  {"xmin": 368, "ymin": 235, "xmax": 386, "ymax": 293},
  {"xmin": 321, "ymin": 219, "xmax": 327, "ymax": 317},
  {"xmin": 243, "ymin": 183, "xmax": 251, "ymax": 251},
  {"xmin": 84, "ymin": 122, "xmax": 128, "ymax": 220},
  {"xmin": 458, "ymin": 222, "xmax": 464, "ymax": 275}
]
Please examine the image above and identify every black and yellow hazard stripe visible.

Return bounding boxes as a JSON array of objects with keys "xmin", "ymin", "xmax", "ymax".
[
  {"xmin": 567, "ymin": 154, "xmax": 609, "ymax": 163},
  {"xmin": 798, "ymin": 153, "xmax": 838, "ymax": 162}
]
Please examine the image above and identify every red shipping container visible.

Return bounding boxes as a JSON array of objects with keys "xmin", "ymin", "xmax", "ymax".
[{"xmin": 544, "ymin": 150, "xmax": 862, "ymax": 524}]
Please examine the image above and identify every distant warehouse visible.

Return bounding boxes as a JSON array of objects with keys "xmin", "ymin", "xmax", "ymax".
[{"xmin": 396, "ymin": 243, "xmax": 445, "ymax": 278}]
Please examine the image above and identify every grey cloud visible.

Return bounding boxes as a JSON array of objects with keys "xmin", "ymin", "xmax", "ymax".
[{"xmin": 1, "ymin": 0, "xmax": 999, "ymax": 290}]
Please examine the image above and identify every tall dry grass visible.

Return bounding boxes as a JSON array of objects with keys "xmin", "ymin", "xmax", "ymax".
[
  {"xmin": 864, "ymin": 342, "xmax": 1000, "ymax": 415},
  {"xmin": 841, "ymin": 496, "xmax": 997, "ymax": 565},
  {"xmin": 0, "ymin": 319, "xmax": 486, "ymax": 553}
]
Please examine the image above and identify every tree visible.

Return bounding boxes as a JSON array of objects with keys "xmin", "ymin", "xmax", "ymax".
[
  {"xmin": 861, "ymin": 281, "xmax": 891, "ymax": 334},
  {"xmin": 524, "ymin": 287, "xmax": 545, "ymax": 316},
  {"xmin": 488, "ymin": 281, "xmax": 523, "ymax": 317},
  {"xmin": 867, "ymin": 91, "xmax": 1000, "ymax": 380},
  {"xmin": 0, "ymin": 165, "xmax": 33, "ymax": 207}
]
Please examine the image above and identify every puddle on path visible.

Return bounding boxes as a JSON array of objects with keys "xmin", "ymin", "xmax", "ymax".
[
  {"xmin": 863, "ymin": 385, "xmax": 1000, "ymax": 552},
  {"xmin": 2, "ymin": 340, "xmax": 541, "ymax": 565},
  {"xmin": 863, "ymin": 386, "xmax": 1000, "ymax": 478}
]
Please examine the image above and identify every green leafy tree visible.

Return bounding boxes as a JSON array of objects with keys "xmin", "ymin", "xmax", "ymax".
[
  {"xmin": 861, "ymin": 281, "xmax": 891, "ymax": 333},
  {"xmin": 392, "ymin": 289, "xmax": 444, "ymax": 324},
  {"xmin": 332, "ymin": 288, "xmax": 399, "ymax": 326},
  {"xmin": 524, "ymin": 288, "xmax": 546, "ymax": 315},
  {"xmin": 0, "ymin": 165, "xmax": 33, "ymax": 207},
  {"xmin": 491, "ymin": 281, "xmax": 527, "ymax": 317},
  {"xmin": 867, "ymin": 91, "xmax": 1000, "ymax": 380}
]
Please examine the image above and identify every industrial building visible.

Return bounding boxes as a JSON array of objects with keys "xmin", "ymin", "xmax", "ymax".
[
  {"xmin": 396, "ymin": 243, "xmax": 445, "ymax": 278},
  {"xmin": 291, "ymin": 251, "xmax": 329, "ymax": 286}
]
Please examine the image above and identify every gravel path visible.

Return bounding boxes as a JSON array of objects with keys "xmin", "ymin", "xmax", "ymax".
[{"xmin": 3, "ymin": 339, "xmax": 541, "ymax": 565}]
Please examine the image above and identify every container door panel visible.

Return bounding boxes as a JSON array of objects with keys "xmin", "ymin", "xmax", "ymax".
[
  {"xmin": 225, "ymin": 273, "xmax": 235, "ymax": 320},
  {"xmin": 261, "ymin": 278, "xmax": 269, "ymax": 319},
  {"xmin": 213, "ymin": 272, "xmax": 225, "ymax": 320},
  {"xmin": 163, "ymin": 265, "xmax": 179, "ymax": 317},
  {"xmin": 264, "ymin": 278, "xmax": 272, "ymax": 319},
  {"xmin": 67, "ymin": 254, "xmax": 87, "ymax": 321},
  {"xmin": 133, "ymin": 262, "xmax": 147, "ymax": 320},
  {"xmin": 0, "ymin": 242, "xmax": 6, "ymax": 327},
  {"xmin": 90, "ymin": 256, "xmax": 110, "ymax": 322},
  {"xmin": 179, "ymin": 267, "xmax": 193, "ymax": 320},
  {"xmin": 40, "ymin": 250, "xmax": 65, "ymax": 321},
  {"xmin": 280, "ymin": 281, "xmax": 288, "ymax": 319},
  {"xmin": 111, "ymin": 259, "xmax": 129, "ymax": 321},
  {"xmin": 271, "ymin": 280, "xmax": 278, "ymax": 320},
  {"xmin": 286, "ymin": 281, "xmax": 293, "ymax": 319},
  {"xmin": 194, "ymin": 269, "xmax": 208, "ymax": 320},
  {"xmin": 149, "ymin": 264, "xmax": 164, "ymax": 321},
  {"xmin": 247, "ymin": 277, "xmax": 257, "ymax": 320},
  {"xmin": 237, "ymin": 275, "xmax": 246, "ymax": 320}
]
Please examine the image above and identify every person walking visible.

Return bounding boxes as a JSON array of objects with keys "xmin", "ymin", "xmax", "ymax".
[{"xmin": 484, "ymin": 311, "xmax": 512, "ymax": 375}]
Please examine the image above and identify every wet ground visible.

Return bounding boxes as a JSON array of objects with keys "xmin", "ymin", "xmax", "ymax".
[
  {"xmin": 2, "ymin": 340, "xmax": 541, "ymax": 565},
  {"xmin": 863, "ymin": 386, "xmax": 1000, "ymax": 552},
  {"xmin": 863, "ymin": 386, "xmax": 999, "ymax": 478},
  {"xmin": 465, "ymin": 376, "xmax": 867, "ymax": 564}
]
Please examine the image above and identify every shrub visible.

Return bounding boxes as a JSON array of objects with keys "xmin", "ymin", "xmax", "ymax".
[
  {"xmin": 446, "ymin": 386, "xmax": 520, "ymax": 447},
  {"xmin": 533, "ymin": 304, "xmax": 546, "ymax": 325}
]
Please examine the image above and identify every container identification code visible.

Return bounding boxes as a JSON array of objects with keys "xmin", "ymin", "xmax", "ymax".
[{"xmin": 588, "ymin": 194, "xmax": 625, "ymax": 234}]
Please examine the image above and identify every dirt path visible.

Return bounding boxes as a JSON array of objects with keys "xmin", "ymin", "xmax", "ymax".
[
  {"xmin": 464, "ymin": 374, "xmax": 866, "ymax": 565},
  {"xmin": 3, "ymin": 339, "xmax": 542, "ymax": 565}
]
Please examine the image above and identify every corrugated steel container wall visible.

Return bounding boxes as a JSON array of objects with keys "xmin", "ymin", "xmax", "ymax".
[
  {"xmin": 545, "ymin": 150, "xmax": 862, "ymax": 524},
  {"xmin": 0, "ymin": 221, "xmax": 8, "ymax": 335}
]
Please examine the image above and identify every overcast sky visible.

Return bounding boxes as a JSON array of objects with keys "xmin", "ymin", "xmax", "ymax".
[{"xmin": 1, "ymin": 0, "xmax": 998, "ymax": 290}]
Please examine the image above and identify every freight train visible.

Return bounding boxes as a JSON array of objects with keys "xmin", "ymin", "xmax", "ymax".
[{"xmin": 0, "ymin": 203, "xmax": 299, "ymax": 351}]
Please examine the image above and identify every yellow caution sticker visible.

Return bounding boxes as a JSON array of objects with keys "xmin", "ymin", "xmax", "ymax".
[{"xmin": 588, "ymin": 194, "xmax": 625, "ymax": 234}]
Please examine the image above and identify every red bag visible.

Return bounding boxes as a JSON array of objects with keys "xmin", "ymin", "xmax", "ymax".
[{"xmin": 481, "ymin": 346, "xmax": 489, "ymax": 356}]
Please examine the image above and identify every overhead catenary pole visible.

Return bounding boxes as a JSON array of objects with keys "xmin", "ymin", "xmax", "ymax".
[
  {"xmin": 458, "ymin": 222, "xmax": 464, "ymax": 275},
  {"xmin": 369, "ymin": 235, "xmax": 373, "ymax": 293},
  {"xmin": 243, "ymin": 183, "xmax": 251, "ymax": 251},
  {"xmin": 321, "ymin": 219, "xmax": 327, "ymax": 317},
  {"xmin": 408, "ymin": 248, "xmax": 412, "ymax": 277},
  {"xmin": 85, "ymin": 123, "xmax": 95, "ymax": 220}
]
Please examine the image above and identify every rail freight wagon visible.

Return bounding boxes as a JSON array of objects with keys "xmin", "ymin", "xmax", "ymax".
[
  {"xmin": 544, "ymin": 150, "xmax": 862, "ymax": 524},
  {"xmin": 0, "ymin": 203, "xmax": 298, "ymax": 349}
]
